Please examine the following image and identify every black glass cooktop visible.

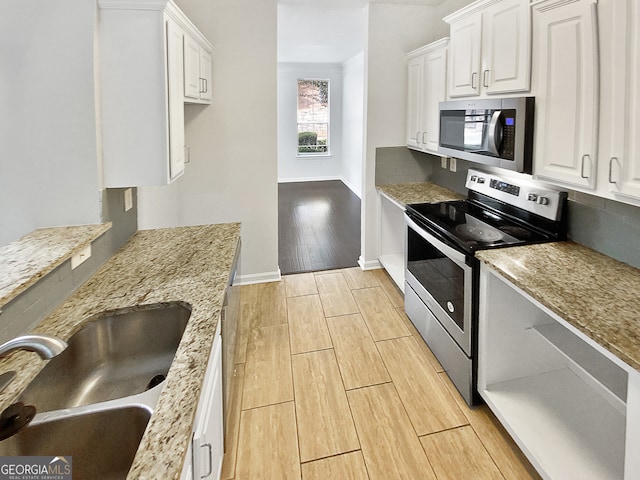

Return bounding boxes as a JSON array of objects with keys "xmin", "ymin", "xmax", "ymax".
[{"xmin": 406, "ymin": 200, "xmax": 553, "ymax": 253}]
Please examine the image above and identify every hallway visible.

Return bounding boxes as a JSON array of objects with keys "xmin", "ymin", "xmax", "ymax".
[{"xmin": 278, "ymin": 181, "xmax": 360, "ymax": 274}]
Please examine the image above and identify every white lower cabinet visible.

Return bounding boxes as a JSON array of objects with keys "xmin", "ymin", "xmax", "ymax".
[
  {"xmin": 478, "ymin": 264, "xmax": 638, "ymax": 480},
  {"xmin": 378, "ymin": 192, "xmax": 406, "ymax": 291},
  {"xmin": 181, "ymin": 323, "xmax": 224, "ymax": 480}
]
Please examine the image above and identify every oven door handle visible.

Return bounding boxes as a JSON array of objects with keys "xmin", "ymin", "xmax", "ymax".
[{"xmin": 406, "ymin": 216, "xmax": 468, "ymax": 266}]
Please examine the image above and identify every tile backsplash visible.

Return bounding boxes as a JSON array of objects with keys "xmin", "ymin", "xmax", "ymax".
[
  {"xmin": 429, "ymin": 155, "xmax": 640, "ymax": 269},
  {"xmin": 0, "ymin": 188, "xmax": 138, "ymax": 343}
]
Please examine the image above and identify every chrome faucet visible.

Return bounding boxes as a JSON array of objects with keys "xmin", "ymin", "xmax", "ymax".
[
  {"xmin": 0, "ymin": 334, "xmax": 67, "ymax": 395},
  {"xmin": 0, "ymin": 334, "xmax": 67, "ymax": 360}
]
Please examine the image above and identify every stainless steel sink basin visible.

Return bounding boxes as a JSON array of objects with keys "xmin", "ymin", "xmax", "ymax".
[
  {"xmin": 0, "ymin": 405, "xmax": 151, "ymax": 480},
  {"xmin": 20, "ymin": 302, "xmax": 191, "ymax": 412}
]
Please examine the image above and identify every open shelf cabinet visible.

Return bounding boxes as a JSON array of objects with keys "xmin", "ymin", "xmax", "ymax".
[{"xmin": 478, "ymin": 264, "xmax": 639, "ymax": 479}]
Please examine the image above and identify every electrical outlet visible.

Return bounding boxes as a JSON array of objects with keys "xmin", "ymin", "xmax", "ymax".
[
  {"xmin": 71, "ymin": 245, "xmax": 92, "ymax": 270},
  {"xmin": 449, "ymin": 157, "xmax": 457, "ymax": 172},
  {"xmin": 124, "ymin": 188, "xmax": 133, "ymax": 212},
  {"xmin": 441, "ymin": 157, "xmax": 448, "ymax": 169}
]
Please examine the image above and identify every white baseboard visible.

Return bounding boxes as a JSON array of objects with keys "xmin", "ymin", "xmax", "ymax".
[
  {"xmin": 358, "ymin": 256, "xmax": 382, "ymax": 271},
  {"xmin": 340, "ymin": 176, "xmax": 362, "ymax": 199},
  {"xmin": 237, "ymin": 269, "xmax": 282, "ymax": 285},
  {"xmin": 278, "ymin": 176, "xmax": 341, "ymax": 183}
]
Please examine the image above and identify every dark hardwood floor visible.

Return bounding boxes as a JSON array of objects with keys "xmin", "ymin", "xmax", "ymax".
[{"xmin": 278, "ymin": 180, "xmax": 361, "ymax": 275}]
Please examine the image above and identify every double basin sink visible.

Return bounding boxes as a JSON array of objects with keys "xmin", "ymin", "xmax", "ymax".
[{"xmin": 0, "ymin": 302, "xmax": 191, "ymax": 479}]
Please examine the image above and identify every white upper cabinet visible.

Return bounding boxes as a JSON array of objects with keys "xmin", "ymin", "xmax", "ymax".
[
  {"xmin": 601, "ymin": 0, "xmax": 640, "ymax": 201},
  {"xmin": 184, "ymin": 33, "xmax": 213, "ymax": 104},
  {"xmin": 447, "ymin": 14, "xmax": 481, "ymax": 97},
  {"xmin": 406, "ymin": 55, "xmax": 424, "ymax": 150},
  {"xmin": 445, "ymin": 0, "xmax": 530, "ymax": 98},
  {"xmin": 98, "ymin": 0, "xmax": 213, "ymax": 187},
  {"xmin": 167, "ymin": 20, "xmax": 187, "ymax": 182},
  {"xmin": 406, "ymin": 38, "xmax": 449, "ymax": 155},
  {"xmin": 531, "ymin": 0, "xmax": 599, "ymax": 190}
]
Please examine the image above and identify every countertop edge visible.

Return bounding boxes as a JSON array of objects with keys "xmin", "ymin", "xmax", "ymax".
[
  {"xmin": 0, "ymin": 223, "xmax": 113, "ymax": 307},
  {"xmin": 477, "ymin": 242, "xmax": 640, "ymax": 372},
  {"xmin": 0, "ymin": 223, "xmax": 241, "ymax": 480}
]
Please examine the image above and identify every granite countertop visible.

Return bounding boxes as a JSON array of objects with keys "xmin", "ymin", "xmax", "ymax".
[
  {"xmin": 377, "ymin": 182, "xmax": 465, "ymax": 207},
  {"xmin": 0, "ymin": 224, "xmax": 112, "ymax": 307},
  {"xmin": 0, "ymin": 223, "xmax": 241, "ymax": 479},
  {"xmin": 477, "ymin": 242, "xmax": 640, "ymax": 372}
]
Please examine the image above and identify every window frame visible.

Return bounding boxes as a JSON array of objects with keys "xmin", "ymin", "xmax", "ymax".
[{"xmin": 296, "ymin": 78, "xmax": 330, "ymax": 157}]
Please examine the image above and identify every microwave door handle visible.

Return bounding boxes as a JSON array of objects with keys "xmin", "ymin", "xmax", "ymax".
[{"xmin": 487, "ymin": 111, "xmax": 503, "ymax": 156}]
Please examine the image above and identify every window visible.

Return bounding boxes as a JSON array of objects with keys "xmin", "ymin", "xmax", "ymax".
[{"xmin": 297, "ymin": 79, "xmax": 329, "ymax": 155}]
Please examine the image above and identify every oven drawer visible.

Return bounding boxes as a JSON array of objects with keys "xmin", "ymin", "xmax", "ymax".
[{"xmin": 405, "ymin": 281, "xmax": 474, "ymax": 405}]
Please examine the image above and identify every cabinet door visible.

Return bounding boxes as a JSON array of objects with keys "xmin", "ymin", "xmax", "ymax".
[
  {"xmin": 184, "ymin": 34, "xmax": 201, "ymax": 100},
  {"xmin": 193, "ymin": 334, "xmax": 224, "ymax": 480},
  {"xmin": 180, "ymin": 439, "xmax": 194, "ymax": 480},
  {"xmin": 199, "ymin": 48, "xmax": 213, "ymax": 102},
  {"xmin": 167, "ymin": 19, "xmax": 186, "ymax": 182},
  {"xmin": 422, "ymin": 47, "xmax": 448, "ymax": 153},
  {"xmin": 406, "ymin": 55, "xmax": 424, "ymax": 149},
  {"xmin": 482, "ymin": 0, "xmax": 530, "ymax": 94},
  {"xmin": 532, "ymin": 0, "xmax": 599, "ymax": 189},
  {"xmin": 606, "ymin": 1, "xmax": 640, "ymax": 200},
  {"xmin": 448, "ymin": 12, "xmax": 482, "ymax": 98}
]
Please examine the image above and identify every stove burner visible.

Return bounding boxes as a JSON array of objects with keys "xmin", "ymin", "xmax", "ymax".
[{"xmin": 455, "ymin": 224, "xmax": 505, "ymax": 243}]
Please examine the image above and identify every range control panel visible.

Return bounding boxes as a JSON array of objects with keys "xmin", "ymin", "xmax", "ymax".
[{"xmin": 465, "ymin": 169, "xmax": 567, "ymax": 221}]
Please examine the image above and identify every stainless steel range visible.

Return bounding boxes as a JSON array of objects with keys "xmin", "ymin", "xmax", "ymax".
[{"xmin": 404, "ymin": 169, "xmax": 567, "ymax": 405}]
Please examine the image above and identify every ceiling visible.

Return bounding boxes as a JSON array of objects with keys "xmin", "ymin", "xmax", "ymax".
[{"xmin": 277, "ymin": 0, "xmax": 449, "ymax": 64}]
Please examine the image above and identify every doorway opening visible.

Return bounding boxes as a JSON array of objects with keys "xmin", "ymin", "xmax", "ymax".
[
  {"xmin": 277, "ymin": 2, "xmax": 366, "ymax": 274},
  {"xmin": 278, "ymin": 180, "xmax": 360, "ymax": 274}
]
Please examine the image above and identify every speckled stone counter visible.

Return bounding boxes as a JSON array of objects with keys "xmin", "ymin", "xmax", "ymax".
[
  {"xmin": 0, "ymin": 224, "xmax": 112, "ymax": 307},
  {"xmin": 377, "ymin": 182, "xmax": 464, "ymax": 206},
  {"xmin": 477, "ymin": 242, "xmax": 640, "ymax": 371},
  {"xmin": 0, "ymin": 223, "xmax": 241, "ymax": 479}
]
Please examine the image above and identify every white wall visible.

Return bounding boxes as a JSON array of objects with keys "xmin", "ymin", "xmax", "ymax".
[
  {"xmin": 138, "ymin": 0, "xmax": 280, "ymax": 283},
  {"xmin": 341, "ymin": 52, "xmax": 365, "ymax": 197},
  {"xmin": 277, "ymin": 64, "xmax": 343, "ymax": 183},
  {"xmin": 360, "ymin": 0, "xmax": 468, "ymax": 268},
  {"xmin": 0, "ymin": 0, "xmax": 101, "ymax": 246}
]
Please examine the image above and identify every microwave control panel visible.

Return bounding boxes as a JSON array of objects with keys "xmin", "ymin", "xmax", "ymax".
[{"xmin": 501, "ymin": 109, "xmax": 516, "ymax": 159}]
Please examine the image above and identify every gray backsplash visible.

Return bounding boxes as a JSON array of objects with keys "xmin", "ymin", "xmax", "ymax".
[
  {"xmin": 0, "ymin": 188, "xmax": 138, "ymax": 342},
  {"xmin": 375, "ymin": 147, "xmax": 434, "ymax": 185},
  {"xmin": 408, "ymin": 150, "xmax": 640, "ymax": 269}
]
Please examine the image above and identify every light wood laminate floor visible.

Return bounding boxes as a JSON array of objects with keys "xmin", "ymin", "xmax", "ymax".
[{"xmin": 222, "ymin": 268, "xmax": 541, "ymax": 480}]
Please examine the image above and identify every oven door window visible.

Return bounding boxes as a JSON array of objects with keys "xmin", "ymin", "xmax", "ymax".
[{"xmin": 407, "ymin": 227, "xmax": 465, "ymax": 331}]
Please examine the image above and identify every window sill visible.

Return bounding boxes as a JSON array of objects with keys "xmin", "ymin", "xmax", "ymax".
[{"xmin": 297, "ymin": 153, "xmax": 332, "ymax": 159}]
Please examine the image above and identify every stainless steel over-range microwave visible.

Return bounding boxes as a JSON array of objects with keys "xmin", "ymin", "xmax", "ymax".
[{"xmin": 438, "ymin": 97, "xmax": 534, "ymax": 173}]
